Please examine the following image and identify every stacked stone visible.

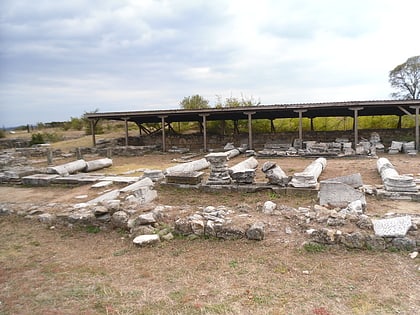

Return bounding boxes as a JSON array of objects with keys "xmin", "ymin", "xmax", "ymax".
[
  {"xmin": 228, "ymin": 157, "xmax": 258, "ymax": 184},
  {"xmin": 205, "ymin": 153, "xmax": 232, "ymax": 185},
  {"xmin": 261, "ymin": 161, "xmax": 289, "ymax": 186},
  {"xmin": 377, "ymin": 157, "xmax": 418, "ymax": 192},
  {"xmin": 289, "ymin": 157, "xmax": 327, "ymax": 188}
]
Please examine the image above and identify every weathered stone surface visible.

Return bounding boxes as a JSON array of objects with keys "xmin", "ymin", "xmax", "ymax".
[
  {"xmin": 290, "ymin": 158, "xmax": 326, "ymax": 188},
  {"xmin": 262, "ymin": 201, "xmax": 277, "ymax": 214},
  {"xmin": 377, "ymin": 158, "xmax": 418, "ymax": 192},
  {"xmin": 87, "ymin": 189, "xmax": 120, "ymax": 205},
  {"xmin": 340, "ymin": 232, "xmax": 367, "ymax": 249},
  {"xmin": 191, "ymin": 219, "xmax": 205, "ymax": 235},
  {"xmin": 120, "ymin": 177, "xmax": 154, "ymax": 192},
  {"xmin": 133, "ymin": 234, "xmax": 160, "ymax": 246},
  {"xmin": 319, "ymin": 180, "xmax": 366, "ymax": 209},
  {"xmin": 391, "ymin": 237, "xmax": 416, "ymax": 251},
  {"xmin": 246, "ymin": 222, "xmax": 265, "ymax": 240},
  {"xmin": 135, "ymin": 212, "xmax": 157, "ymax": 225},
  {"xmin": 143, "ymin": 169, "xmax": 165, "ymax": 182},
  {"xmin": 262, "ymin": 161, "xmax": 289, "ymax": 186},
  {"xmin": 38, "ymin": 213, "xmax": 56, "ymax": 225},
  {"xmin": 67, "ymin": 208, "xmax": 95, "ymax": 225},
  {"xmin": 131, "ymin": 225, "xmax": 156, "ymax": 236},
  {"xmin": 165, "ymin": 171, "xmax": 204, "ymax": 185},
  {"xmin": 93, "ymin": 205, "xmax": 109, "ymax": 217},
  {"xmin": 111, "ymin": 211, "xmax": 129, "ymax": 229},
  {"xmin": 165, "ymin": 158, "xmax": 210, "ymax": 174},
  {"xmin": 174, "ymin": 218, "xmax": 193, "ymax": 235},
  {"xmin": 101, "ymin": 176, "xmax": 140, "ymax": 183},
  {"xmin": 46, "ymin": 159, "xmax": 87, "ymax": 176},
  {"xmin": 372, "ymin": 216, "xmax": 412, "ymax": 237},
  {"xmin": 205, "ymin": 152, "xmax": 231, "ymax": 185},
  {"xmin": 84, "ymin": 158, "xmax": 113, "ymax": 172},
  {"xmin": 91, "ymin": 180, "xmax": 114, "ymax": 188},
  {"xmin": 365, "ymin": 235, "xmax": 386, "ymax": 250},
  {"xmin": 120, "ymin": 178, "xmax": 157, "ymax": 204},
  {"xmin": 225, "ymin": 148, "xmax": 241, "ymax": 159},
  {"xmin": 102, "ymin": 199, "xmax": 120, "ymax": 213},
  {"xmin": 325, "ymin": 173, "xmax": 363, "ymax": 188},
  {"xmin": 216, "ymin": 225, "xmax": 244, "ymax": 240},
  {"xmin": 22, "ymin": 174, "xmax": 60, "ymax": 186}
]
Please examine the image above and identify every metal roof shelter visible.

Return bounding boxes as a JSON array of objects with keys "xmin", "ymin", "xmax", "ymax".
[{"xmin": 85, "ymin": 99, "xmax": 420, "ymax": 151}]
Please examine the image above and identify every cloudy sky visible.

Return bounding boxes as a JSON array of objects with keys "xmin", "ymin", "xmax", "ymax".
[{"xmin": 1, "ymin": 0, "xmax": 419, "ymax": 127}]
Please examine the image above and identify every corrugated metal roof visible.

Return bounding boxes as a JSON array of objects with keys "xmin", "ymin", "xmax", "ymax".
[{"xmin": 84, "ymin": 99, "xmax": 420, "ymax": 124}]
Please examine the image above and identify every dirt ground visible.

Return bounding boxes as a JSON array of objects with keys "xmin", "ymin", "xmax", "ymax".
[{"xmin": 1, "ymin": 151, "xmax": 420, "ymax": 315}]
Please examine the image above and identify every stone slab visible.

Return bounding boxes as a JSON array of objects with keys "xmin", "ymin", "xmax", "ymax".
[
  {"xmin": 101, "ymin": 176, "xmax": 140, "ymax": 183},
  {"xmin": 372, "ymin": 216, "xmax": 412, "ymax": 237},
  {"xmin": 91, "ymin": 180, "xmax": 114, "ymax": 188},
  {"xmin": 319, "ymin": 181, "xmax": 366, "ymax": 208},
  {"xmin": 22, "ymin": 174, "xmax": 60, "ymax": 186},
  {"xmin": 166, "ymin": 171, "xmax": 204, "ymax": 185}
]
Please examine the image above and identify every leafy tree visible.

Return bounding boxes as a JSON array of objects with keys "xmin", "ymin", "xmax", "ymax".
[
  {"xmin": 223, "ymin": 95, "xmax": 260, "ymax": 108},
  {"xmin": 179, "ymin": 94, "xmax": 210, "ymax": 109},
  {"xmin": 389, "ymin": 55, "xmax": 420, "ymax": 99}
]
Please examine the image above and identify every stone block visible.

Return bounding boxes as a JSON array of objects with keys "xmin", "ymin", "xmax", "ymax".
[
  {"xmin": 319, "ymin": 181, "xmax": 366, "ymax": 208},
  {"xmin": 166, "ymin": 171, "xmax": 204, "ymax": 185},
  {"xmin": 133, "ymin": 234, "xmax": 160, "ymax": 246},
  {"xmin": 22, "ymin": 174, "xmax": 59, "ymax": 186},
  {"xmin": 372, "ymin": 216, "xmax": 412, "ymax": 237}
]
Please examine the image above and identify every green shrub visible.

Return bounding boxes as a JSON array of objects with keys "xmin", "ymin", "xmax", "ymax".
[
  {"xmin": 0, "ymin": 129, "xmax": 5, "ymax": 138},
  {"xmin": 30, "ymin": 133, "xmax": 45, "ymax": 145}
]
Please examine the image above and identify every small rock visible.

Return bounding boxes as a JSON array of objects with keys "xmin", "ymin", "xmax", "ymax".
[
  {"xmin": 262, "ymin": 201, "xmax": 276, "ymax": 214},
  {"xmin": 246, "ymin": 221, "xmax": 265, "ymax": 241},
  {"xmin": 302, "ymin": 270, "xmax": 310, "ymax": 275},
  {"xmin": 111, "ymin": 211, "xmax": 129, "ymax": 229},
  {"xmin": 93, "ymin": 205, "xmax": 109, "ymax": 217},
  {"xmin": 75, "ymin": 195, "xmax": 88, "ymax": 199},
  {"xmin": 409, "ymin": 251, "xmax": 418, "ymax": 259},
  {"xmin": 135, "ymin": 212, "xmax": 157, "ymax": 225},
  {"xmin": 38, "ymin": 213, "xmax": 55, "ymax": 225},
  {"xmin": 133, "ymin": 234, "xmax": 160, "ymax": 246},
  {"xmin": 285, "ymin": 227, "xmax": 292, "ymax": 234},
  {"xmin": 162, "ymin": 232, "xmax": 174, "ymax": 241}
]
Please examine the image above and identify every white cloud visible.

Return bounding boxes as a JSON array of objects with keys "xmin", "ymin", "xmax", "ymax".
[{"xmin": 1, "ymin": 0, "xmax": 420, "ymax": 126}]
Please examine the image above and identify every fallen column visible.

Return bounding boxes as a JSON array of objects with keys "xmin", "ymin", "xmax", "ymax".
[
  {"xmin": 205, "ymin": 152, "xmax": 231, "ymax": 185},
  {"xmin": 46, "ymin": 159, "xmax": 87, "ymax": 176},
  {"xmin": 164, "ymin": 158, "xmax": 210, "ymax": 175},
  {"xmin": 84, "ymin": 158, "xmax": 113, "ymax": 172},
  {"xmin": 261, "ymin": 161, "xmax": 290, "ymax": 186},
  {"xmin": 229, "ymin": 157, "xmax": 258, "ymax": 184},
  {"xmin": 290, "ymin": 157, "xmax": 327, "ymax": 188},
  {"xmin": 377, "ymin": 157, "xmax": 418, "ymax": 192},
  {"xmin": 225, "ymin": 148, "xmax": 241, "ymax": 159}
]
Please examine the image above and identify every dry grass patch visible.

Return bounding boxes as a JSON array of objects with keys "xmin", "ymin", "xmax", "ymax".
[{"xmin": 1, "ymin": 216, "xmax": 419, "ymax": 315}]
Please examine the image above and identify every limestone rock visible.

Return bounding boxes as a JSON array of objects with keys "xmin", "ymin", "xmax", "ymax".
[
  {"xmin": 38, "ymin": 213, "xmax": 56, "ymax": 225},
  {"xmin": 133, "ymin": 234, "xmax": 160, "ymax": 246},
  {"xmin": 135, "ymin": 212, "xmax": 157, "ymax": 225},
  {"xmin": 111, "ymin": 211, "xmax": 129, "ymax": 229},
  {"xmin": 262, "ymin": 201, "xmax": 277, "ymax": 214},
  {"xmin": 246, "ymin": 222, "xmax": 265, "ymax": 241}
]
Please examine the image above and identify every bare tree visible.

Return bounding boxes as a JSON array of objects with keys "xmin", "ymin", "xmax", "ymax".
[{"xmin": 389, "ymin": 55, "xmax": 420, "ymax": 100}]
